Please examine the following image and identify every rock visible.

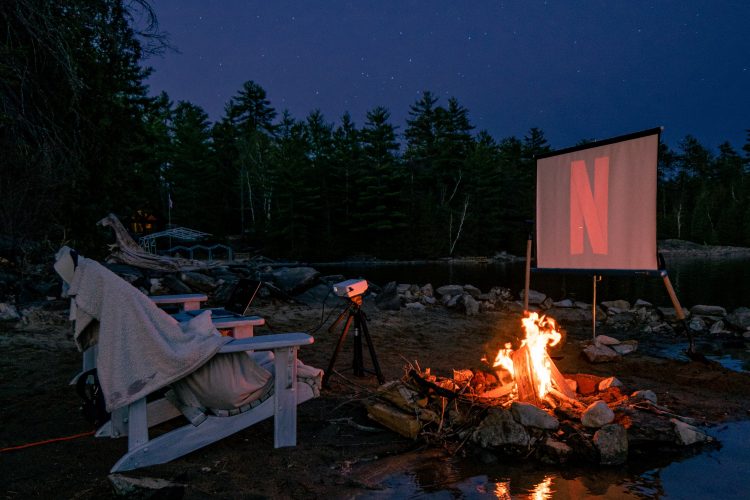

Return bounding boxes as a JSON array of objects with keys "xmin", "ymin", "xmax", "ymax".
[
  {"xmin": 521, "ymin": 289, "xmax": 547, "ymax": 305},
  {"xmin": 162, "ymin": 274, "xmax": 193, "ymax": 294},
  {"xmin": 396, "ymin": 283, "xmax": 412, "ymax": 294},
  {"xmin": 581, "ymin": 401, "xmax": 615, "ymax": 428},
  {"xmin": 405, "ymin": 301, "xmax": 425, "ymax": 311},
  {"xmin": 726, "ymin": 307, "xmax": 750, "ymax": 329},
  {"xmin": 108, "ymin": 474, "xmax": 185, "ymax": 497},
  {"xmin": 421, "ymin": 296, "xmax": 437, "ymax": 305},
  {"xmin": 180, "ymin": 271, "xmax": 218, "ymax": 292},
  {"xmin": 709, "ymin": 320, "xmax": 726, "ymax": 334},
  {"xmin": 463, "ymin": 295, "xmax": 480, "ymax": 316},
  {"xmin": 472, "ymin": 409, "xmax": 530, "ymax": 448},
  {"xmin": 463, "ymin": 284, "xmax": 482, "ymax": 298},
  {"xmin": 631, "ymin": 390, "xmax": 657, "ymax": 404},
  {"xmin": 671, "ymin": 418, "xmax": 713, "ymax": 446},
  {"xmin": 595, "ymin": 335, "xmax": 620, "ymax": 346},
  {"xmin": 546, "ymin": 307, "xmax": 591, "ymax": 324},
  {"xmin": 374, "ymin": 281, "xmax": 401, "ymax": 311},
  {"xmin": 659, "ymin": 307, "xmax": 690, "ymax": 322},
  {"xmin": 490, "ymin": 286, "xmax": 513, "ymax": 301},
  {"xmin": 606, "ymin": 311, "xmax": 638, "ymax": 328},
  {"xmin": 593, "ymin": 423, "xmax": 628, "ymax": 465},
  {"xmin": 582, "ymin": 343, "xmax": 620, "ymax": 363},
  {"xmin": 553, "ymin": 299, "xmax": 574, "ymax": 308},
  {"xmin": 0, "ymin": 302, "xmax": 20, "ymax": 321},
  {"xmin": 540, "ymin": 296, "xmax": 554, "ymax": 310},
  {"xmin": 601, "ymin": 300, "xmax": 631, "ymax": 312},
  {"xmin": 611, "ymin": 340, "xmax": 638, "ymax": 356},
  {"xmin": 690, "ymin": 305, "xmax": 727, "ymax": 317},
  {"xmin": 598, "ymin": 376, "xmax": 623, "ymax": 391},
  {"xmin": 511, "ymin": 402, "xmax": 559, "ymax": 430},
  {"xmin": 271, "ymin": 266, "xmax": 320, "ymax": 294},
  {"xmin": 295, "ymin": 283, "xmax": 346, "ymax": 306},
  {"xmin": 688, "ymin": 317, "xmax": 706, "ymax": 332},
  {"xmin": 445, "ymin": 294, "xmax": 461, "ymax": 308},
  {"xmin": 539, "ymin": 437, "xmax": 573, "ymax": 465},
  {"xmin": 436, "ymin": 284, "xmax": 464, "ymax": 298},
  {"xmin": 633, "ymin": 299, "xmax": 653, "ymax": 308},
  {"xmin": 421, "ymin": 283, "xmax": 434, "ymax": 298},
  {"xmin": 572, "ymin": 373, "xmax": 604, "ymax": 395}
]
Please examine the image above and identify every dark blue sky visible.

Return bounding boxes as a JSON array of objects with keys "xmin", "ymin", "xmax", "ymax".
[{"xmin": 144, "ymin": 1, "xmax": 749, "ymax": 152}]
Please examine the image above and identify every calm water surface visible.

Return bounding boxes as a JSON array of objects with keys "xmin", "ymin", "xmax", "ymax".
[
  {"xmin": 316, "ymin": 255, "xmax": 750, "ymax": 310},
  {"xmin": 357, "ymin": 421, "xmax": 750, "ymax": 499}
]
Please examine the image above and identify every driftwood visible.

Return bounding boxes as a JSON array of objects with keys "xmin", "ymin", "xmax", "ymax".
[{"xmin": 97, "ymin": 214, "xmax": 219, "ymax": 272}]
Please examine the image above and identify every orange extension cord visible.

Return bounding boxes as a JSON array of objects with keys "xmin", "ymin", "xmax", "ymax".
[{"xmin": 0, "ymin": 430, "xmax": 95, "ymax": 453}]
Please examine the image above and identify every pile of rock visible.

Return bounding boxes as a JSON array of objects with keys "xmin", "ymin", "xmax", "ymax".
[{"xmin": 368, "ymin": 369, "xmax": 714, "ymax": 467}]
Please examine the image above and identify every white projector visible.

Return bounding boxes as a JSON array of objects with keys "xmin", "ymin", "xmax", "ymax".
[{"xmin": 333, "ymin": 279, "xmax": 368, "ymax": 298}]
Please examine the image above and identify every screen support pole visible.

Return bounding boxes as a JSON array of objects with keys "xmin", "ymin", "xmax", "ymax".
[
  {"xmin": 592, "ymin": 275, "xmax": 602, "ymax": 340},
  {"xmin": 657, "ymin": 253, "xmax": 699, "ymax": 358}
]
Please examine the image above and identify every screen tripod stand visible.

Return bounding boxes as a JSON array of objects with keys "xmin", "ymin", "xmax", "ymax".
[{"xmin": 323, "ymin": 295, "xmax": 385, "ymax": 388}]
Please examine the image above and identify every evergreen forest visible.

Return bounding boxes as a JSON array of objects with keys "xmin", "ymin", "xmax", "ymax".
[{"xmin": 3, "ymin": 1, "xmax": 750, "ymax": 261}]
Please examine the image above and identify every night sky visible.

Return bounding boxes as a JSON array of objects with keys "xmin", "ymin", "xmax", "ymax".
[{"xmin": 144, "ymin": 1, "xmax": 750, "ymax": 151}]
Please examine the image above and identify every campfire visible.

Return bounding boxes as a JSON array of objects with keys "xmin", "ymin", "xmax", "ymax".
[
  {"xmin": 364, "ymin": 312, "xmax": 715, "ymax": 466},
  {"xmin": 485, "ymin": 312, "xmax": 577, "ymax": 407}
]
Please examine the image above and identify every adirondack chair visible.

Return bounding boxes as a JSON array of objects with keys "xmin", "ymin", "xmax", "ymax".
[{"xmin": 54, "ymin": 247, "xmax": 321, "ymax": 472}]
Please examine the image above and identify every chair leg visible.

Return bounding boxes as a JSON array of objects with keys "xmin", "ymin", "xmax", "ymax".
[{"xmin": 273, "ymin": 346, "xmax": 298, "ymax": 448}]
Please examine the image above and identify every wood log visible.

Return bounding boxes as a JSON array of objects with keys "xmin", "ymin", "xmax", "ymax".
[
  {"xmin": 546, "ymin": 351, "xmax": 577, "ymax": 399},
  {"xmin": 366, "ymin": 402, "xmax": 420, "ymax": 439},
  {"xmin": 512, "ymin": 345, "xmax": 542, "ymax": 406}
]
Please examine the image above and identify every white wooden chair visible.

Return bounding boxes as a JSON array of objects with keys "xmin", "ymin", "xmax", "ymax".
[
  {"xmin": 106, "ymin": 333, "xmax": 316, "ymax": 472},
  {"xmin": 54, "ymin": 247, "xmax": 320, "ymax": 472}
]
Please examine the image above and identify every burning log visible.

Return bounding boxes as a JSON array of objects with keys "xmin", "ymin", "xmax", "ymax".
[{"xmin": 512, "ymin": 345, "xmax": 542, "ymax": 406}]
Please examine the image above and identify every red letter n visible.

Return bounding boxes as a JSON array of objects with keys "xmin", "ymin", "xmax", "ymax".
[{"xmin": 570, "ymin": 157, "xmax": 609, "ymax": 255}]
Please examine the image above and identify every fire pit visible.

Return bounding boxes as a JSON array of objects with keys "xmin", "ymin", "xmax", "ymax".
[{"xmin": 365, "ymin": 313, "xmax": 716, "ymax": 465}]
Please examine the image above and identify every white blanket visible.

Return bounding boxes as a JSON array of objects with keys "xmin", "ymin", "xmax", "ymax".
[{"xmin": 67, "ymin": 258, "xmax": 230, "ymax": 411}]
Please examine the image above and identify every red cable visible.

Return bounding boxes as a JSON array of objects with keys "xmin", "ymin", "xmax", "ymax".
[{"xmin": 0, "ymin": 430, "xmax": 95, "ymax": 453}]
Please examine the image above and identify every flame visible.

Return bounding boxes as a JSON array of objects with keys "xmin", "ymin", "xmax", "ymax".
[{"xmin": 488, "ymin": 312, "xmax": 562, "ymax": 400}]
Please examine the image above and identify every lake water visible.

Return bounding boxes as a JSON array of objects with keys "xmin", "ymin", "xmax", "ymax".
[
  {"xmin": 316, "ymin": 255, "xmax": 750, "ymax": 310},
  {"xmin": 357, "ymin": 421, "xmax": 750, "ymax": 499}
]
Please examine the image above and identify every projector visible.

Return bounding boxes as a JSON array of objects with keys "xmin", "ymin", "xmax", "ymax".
[{"xmin": 333, "ymin": 278, "xmax": 368, "ymax": 298}]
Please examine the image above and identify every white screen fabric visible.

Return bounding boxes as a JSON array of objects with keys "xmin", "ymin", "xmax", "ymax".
[{"xmin": 535, "ymin": 130, "xmax": 659, "ymax": 271}]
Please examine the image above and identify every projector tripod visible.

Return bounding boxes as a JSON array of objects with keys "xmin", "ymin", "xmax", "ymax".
[{"xmin": 323, "ymin": 295, "xmax": 385, "ymax": 388}]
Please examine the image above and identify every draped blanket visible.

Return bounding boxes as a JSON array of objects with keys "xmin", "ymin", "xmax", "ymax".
[{"xmin": 67, "ymin": 258, "xmax": 230, "ymax": 411}]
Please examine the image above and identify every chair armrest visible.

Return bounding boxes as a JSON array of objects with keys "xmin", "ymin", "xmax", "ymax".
[
  {"xmin": 218, "ymin": 333, "xmax": 313, "ymax": 353},
  {"xmin": 150, "ymin": 294, "xmax": 208, "ymax": 311}
]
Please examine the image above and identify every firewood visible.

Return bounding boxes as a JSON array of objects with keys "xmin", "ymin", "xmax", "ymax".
[
  {"xmin": 512, "ymin": 345, "xmax": 542, "ymax": 406},
  {"xmin": 366, "ymin": 402, "xmax": 421, "ymax": 439}
]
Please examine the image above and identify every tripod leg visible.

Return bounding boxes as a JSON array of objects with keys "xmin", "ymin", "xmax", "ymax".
[
  {"xmin": 352, "ymin": 315, "xmax": 364, "ymax": 377},
  {"xmin": 323, "ymin": 312, "xmax": 354, "ymax": 388},
  {"xmin": 359, "ymin": 312, "xmax": 385, "ymax": 384}
]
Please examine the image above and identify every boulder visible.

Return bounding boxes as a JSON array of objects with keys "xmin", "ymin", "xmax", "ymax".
[
  {"xmin": 582, "ymin": 343, "xmax": 620, "ymax": 363},
  {"xmin": 472, "ymin": 409, "xmax": 530, "ymax": 448},
  {"xmin": 463, "ymin": 284, "xmax": 482, "ymax": 298},
  {"xmin": 436, "ymin": 284, "xmax": 464, "ymax": 298},
  {"xmin": 396, "ymin": 283, "xmax": 412, "ymax": 294},
  {"xmin": 0, "ymin": 303, "xmax": 20, "ymax": 321},
  {"xmin": 611, "ymin": 340, "xmax": 638, "ymax": 356},
  {"xmin": 671, "ymin": 419, "xmax": 713, "ymax": 446},
  {"xmin": 521, "ymin": 289, "xmax": 547, "ymax": 305},
  {"xmin": 511, "ymin": 402, "xmax": 559, "ymax": 430},
  {"xmin": 374, "ymin": 281, "xmax": 401, "ymax": 311},
  {"xmin": 593, "ymin": 424, "xmax": 628, "ymax": 465},
  {"xmin": 606, "ymin": 311, "xmax": 638, "ymax": 328},
  {"xmin": 598, "ymin": 376, "xmax": 623, "ymax": 391},
  {"xmin": 421, "ymin": 283, "xmax": 434, "ymax": 298},
  {"xmin": 163, "ymin": 274, "xmax": 193, "ymax": 294},
  {"xmin": 539, "ymin": 437, "xmax": 573, "ymax": 465},
  {"xmin": 421, "ymin": 296, "xmax": 437, "ymax": 305},
  {"xmin": 709, "ymin": 320, "xmax": 727, "ymax": 334},
  {"xmin": 552, "ymin": 299, "xmax": 574, "ymax": 308},
  {"xmin": 581, "ymin": 401, "xmax": 615, "ymax": 428},
  {"xmin": 405, "ymin": 302, "xmax": 426, "ymax": 311},
  {"xmin": 108, "ymin": 474, "xmax": 185, "ymax": 497},
  {"xmin": 658, "ymin": 307, "xmax": 690, "ymax": 322},
  {"xmin": 726, "ymin": 307, "xmax": 750, "ymax": 330},
  {"xmin": 180, "ymin": 271, "xmax": 218, "ymax": 292},
  {"xmin": 688, "ymin": 317, "xmax": 706, "ymax": 332},
  {"xmin": 463, "ymin": 295, "xmax": 480, "ymax": 316},
  {"xmin": 595, "ymin": 335, "xmax": 620, "ymax": 346},
  {"xmin": 546, "ymin": 307, "xmax": 591, "ymax": 324},
  {"xmin": 490, "ymin": 287, "xmax": 513, "ymax": 301},
  {"xmin": 630, "ymin": 389, "xmax": 658, "ymax": 404},
  {"xmin": 690, "ymin": 305, "xmax": 727, "ymax": 317},
  {"xmin": 271, "ymin": 266, "xmax": 320, "ymax": 294},
  {"xmin": 601, "ymin": 300, "xmax": 631, "ymax": 312},
  {"xmin": 572, "ymin": 373, "xmax": 603, "ymax": 395},
  {"xmin": 633, "ymin": 299, "xmax": 653, "ymax": 308}
]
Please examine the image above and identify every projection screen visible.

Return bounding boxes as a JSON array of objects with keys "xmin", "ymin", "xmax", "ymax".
[{"xmin": 535, "ymin": 128, "xmax": 660, "ymax": 272}]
